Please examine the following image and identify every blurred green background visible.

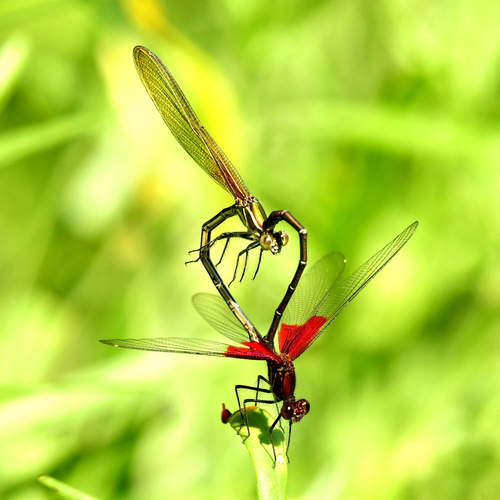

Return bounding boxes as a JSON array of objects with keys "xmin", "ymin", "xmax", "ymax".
[{"xmin": 1, "ymin": 0, "xmax": 499, "ymax": 499}]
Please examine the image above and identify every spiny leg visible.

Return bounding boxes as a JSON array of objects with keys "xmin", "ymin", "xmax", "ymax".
[
  {"xmin": 252, "ymin": 248, "xmax": 265, "ymax": 280},
  {"xmin": 215, "ymin": 237, "xmax": 231, "ymax": 267},
  {"xmin": 255, "ymin": 374, "xmax": 270, "ymax": 402},
  {"xmin": 268, "ymin": 413, "xmax": 286, "ymax": 464},
  {"xmin": 267, "ymin": 418, "xmax": 292, "ymax": 464},
  {"xmin": 214, "ymin": 232, "xmax": 255, "ymax": 268},
  {"xmin": 185, "ymin": 231, "xmax": 228, "ymax": 265},
  {"xmin": 235, "ymin": 383, "xmax": 274, "ymax": 441},
  {"xmin": 235, "ymin": 383, "xmax": 287, "ymax": 464},
  {"xmin": 285, "ymin": 420, "xmax": 292, "ymax": 463},
  {"xmin": 255, "ymin": 375, "xmax": 281, "ymax": 421},
  {"xmin": 228, "ymin": 240, "xmax": 260, "ymax": 287},
  {"xmin": 185, "ymin": 231, "xmax": 253, "ymax": 265},
  {"xmin": 185, "ymin": 240, "xmax": 215, "ymax": 265}
]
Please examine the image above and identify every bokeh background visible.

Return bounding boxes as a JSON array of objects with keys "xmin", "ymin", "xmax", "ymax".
[{"xmin": 1, "ymin": 0, "xmax": 499, "ymax": 499}]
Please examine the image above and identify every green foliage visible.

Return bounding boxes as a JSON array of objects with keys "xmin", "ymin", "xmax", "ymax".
[
  {"xmin": 0, "ymin": 1, "xmax": 499, "ymax": 499},
  {"xmin": 39, "ymin": 476, "xmax": 99, "ymax": 500},
  {"xmin": 225, "ymin": 407, "xmax": 287, "ymax": 500}
]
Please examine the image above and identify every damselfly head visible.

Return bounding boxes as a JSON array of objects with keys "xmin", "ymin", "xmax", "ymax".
[
  {"xmin": 281, "ymin": 398, "xmax": 310, "ymax": 422},
  {"xmin": 261, "ymin": 230, "xmax": 289, "ymax": 254}
]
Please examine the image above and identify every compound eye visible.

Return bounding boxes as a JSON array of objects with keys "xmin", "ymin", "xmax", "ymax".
[
  {"xmin": 300, "ymin": 400, "xmax": 310, "ymax": 415},
  {"xmin": 281, "ymin": 403, "xmax": 294, "ymax": 420},
  {"xmin": 291, "ymin": 399, "xmax": 310, "ymax": 422},
  {"xmin": 279, "ymin": 231, "xmax": 289, "ymax": 247},
  {"xmin": 261, "ymin": 233, "xmax": 274, "ymax": 250}
]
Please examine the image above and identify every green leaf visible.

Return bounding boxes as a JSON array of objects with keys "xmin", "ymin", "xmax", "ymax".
[
  {"xmin": 224, "ymin": 406, "xmax": 288, "ymax": 500},
  {"xmin": 38, "ymin": 475, "xmax": 100, "ymax": 500}
]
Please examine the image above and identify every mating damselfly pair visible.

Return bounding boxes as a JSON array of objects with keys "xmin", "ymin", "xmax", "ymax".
[{"xmin": 101, "ymin": 45, "xmax": 418, "ymax": 463}]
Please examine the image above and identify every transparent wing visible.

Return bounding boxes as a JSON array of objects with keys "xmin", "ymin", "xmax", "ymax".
[
  {"xmin": 192, "ymin": 293, "xmax": 249, "ymax": 344},
  {"xmin": 282, "ymin": 221, "xmax": 418, "ymax": 360},
  {"xmin": 280, "ymin": 251, "xmax": 346, "ymax": 329},
  {"xmin": 133, "ymin": 46, "xmax": 249, "ymax": 200},
  {"xmin": 100, "ymin": 337, "xmax": 233, "ymax": 355},
  {"xmin": 100, "ymin": 337, "xmax": 272, "ymax": 361}
]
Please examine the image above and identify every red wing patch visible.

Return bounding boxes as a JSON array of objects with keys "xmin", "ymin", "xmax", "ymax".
[
  {"xmin": 225, "ymin": 340, "xmax": 281, "ymax": 363},
  {"xmin": 279, "ymin": 316, "xmax": 328, "ymax": 360}
]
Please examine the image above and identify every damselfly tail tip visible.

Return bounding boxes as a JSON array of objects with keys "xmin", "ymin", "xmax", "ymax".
[{"xmin": 221, "ymin": 403, "xmax": 233, "ymax": 424}]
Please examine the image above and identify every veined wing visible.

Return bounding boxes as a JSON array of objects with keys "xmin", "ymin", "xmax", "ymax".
[
  {"xmin": 279, "ymin": 251, "xmax": 345, "ymax": 346},
  {"xmin": 133, "ymin": 46, "xmax": 249, "ymax": 200},
  {"xmin": 100, "ymin": 337, "xmax": 276, "ymax": 362},
  {"xmin": 278, "ymin": 251, "xmax": 345, "ymax": 354},
  {"xmin": 280, "ymin": 221, "xmax": 418, "ymax": 360},
  {"xmin": 192, "ymin": 293, "xmax": 250, "ymax": 344}
]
